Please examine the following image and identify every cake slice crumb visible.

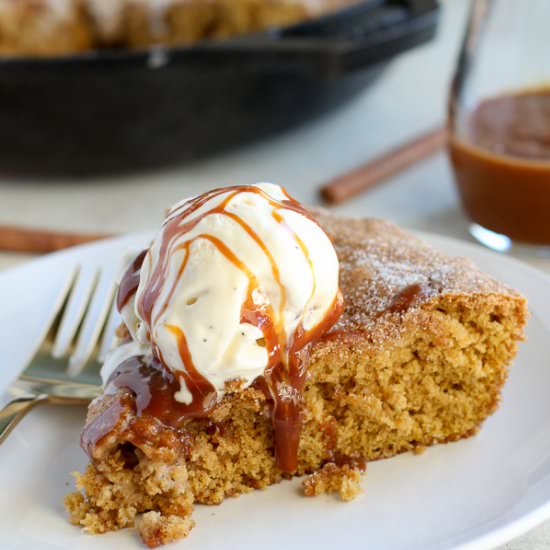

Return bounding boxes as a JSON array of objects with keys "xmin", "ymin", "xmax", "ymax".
[
  {"xmin": 64, "ymin": 490, "xmax": 92, "ymax": 527},
  {"xmin": 136, "ymin": 511, "xmax": 195, "ymax": 548},
  {"xmin": 302, "ymin": 463, "xmax": 364, "ymax": 501}
]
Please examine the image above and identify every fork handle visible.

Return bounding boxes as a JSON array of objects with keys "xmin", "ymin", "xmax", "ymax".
[{"xmin": 0, "ymin": 395, "xmax": 49, "ymax": 445}]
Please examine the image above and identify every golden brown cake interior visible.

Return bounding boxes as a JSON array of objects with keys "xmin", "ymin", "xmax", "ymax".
[{"xmin": 65, "ymin": 215, "xmax": 528, "ymax": 547}]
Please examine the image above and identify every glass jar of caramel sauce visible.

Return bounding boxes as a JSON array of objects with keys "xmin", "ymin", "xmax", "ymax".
[{"xmin": 448, "ymin": 0, "xmax": 550, "ymax": 252}]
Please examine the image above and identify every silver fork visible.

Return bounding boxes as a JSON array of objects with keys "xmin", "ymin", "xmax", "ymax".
[{"xmin": 0, "ymin": 255, "xmax": 131, "ymax": 444}]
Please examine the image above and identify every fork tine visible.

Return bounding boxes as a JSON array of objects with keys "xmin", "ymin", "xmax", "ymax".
[
  {"xmin": 51, "ymin": 265, "xmax": 99, "ymax": 360},
  {"xmin": 34, "ymin": 266, "xmax": 79, "ymax": 355},
  {"xmin": 66, "ymin": 259, "xmax": 123, "ymax": 376}
]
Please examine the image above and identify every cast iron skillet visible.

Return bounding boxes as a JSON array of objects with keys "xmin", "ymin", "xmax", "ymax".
[{"xmin": 0, "ymin": 0, "xmax": 439, "ymax": 176}]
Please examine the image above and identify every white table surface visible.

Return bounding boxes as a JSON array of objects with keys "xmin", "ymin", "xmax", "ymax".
[{"xmin": 0, "ymin": 1, "xmax": 548, "ymax": 548}]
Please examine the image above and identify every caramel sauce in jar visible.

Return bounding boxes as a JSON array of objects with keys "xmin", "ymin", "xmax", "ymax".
[{"xmin": 449, "ymin": 87, "xmax": 550, "ymax": 245}]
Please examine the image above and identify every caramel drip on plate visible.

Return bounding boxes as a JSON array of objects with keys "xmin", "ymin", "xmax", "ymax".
[{"xmin": 114, "ymin": 186, "xmax": 343, "ymax": 473}]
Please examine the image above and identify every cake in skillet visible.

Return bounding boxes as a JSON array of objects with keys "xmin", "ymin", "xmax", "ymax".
[
  {"xmin": 123, "ymin": 0, "xmax": 310, "ymax": 48},
  {"xmin": 65, "ymin": 183, "xmax": 528, "ymax": 547},
  {"xmin": 0, "ymin": 0, "xmax": 352, "ymax": 56},
  {"xmin": 0, "ymin": 0, "xmax": 93, "ymax": 56}
]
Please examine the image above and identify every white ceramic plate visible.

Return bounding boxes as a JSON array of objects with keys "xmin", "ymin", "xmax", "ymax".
[{"xmin": 1, "ymin": 230, "xmax": 550, "ymax": 550}]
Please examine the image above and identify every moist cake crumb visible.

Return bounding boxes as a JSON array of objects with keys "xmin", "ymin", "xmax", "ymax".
[
  {"xmin": 302, "ymin": 463, "xmax": 363, "ymax": 501},
  {"xmin": 136, "ymin": 512, "xmax": 195, "ymax": 548}
]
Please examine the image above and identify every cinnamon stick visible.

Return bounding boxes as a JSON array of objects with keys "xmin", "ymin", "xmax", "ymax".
[
  {"xmin": 0, "ymin": 225, "xmax": 113, "ymax": 254},
  {"xmin": 320, "ymin": 127, "xmax": 448, "ymax": 205}
]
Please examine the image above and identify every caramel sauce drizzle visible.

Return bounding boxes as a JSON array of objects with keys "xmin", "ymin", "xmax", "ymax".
[
  {"xmin": 105, "ymin": 355, "xmax": 215, "ymax": 423},
  {"xmin": 116, "ymin": 249, "xmax": 147, "ymax": 311},
  {"xmin": 386, "ymin": 283, "xmax": 423, "ymax": 314},
  {"xmin": 111, "ymin": 186, "xmax": 343, "ymax": 473}
]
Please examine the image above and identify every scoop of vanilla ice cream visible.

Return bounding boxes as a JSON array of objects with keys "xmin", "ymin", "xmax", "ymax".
[{"xmin": 107, "ymin": 183, "xmax": 340, "ymax": 403}]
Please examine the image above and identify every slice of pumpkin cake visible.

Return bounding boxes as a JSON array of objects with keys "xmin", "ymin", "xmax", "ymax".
[{"xmin": 66, "ymin": 183, "xmax": 527, "ymax": 547}]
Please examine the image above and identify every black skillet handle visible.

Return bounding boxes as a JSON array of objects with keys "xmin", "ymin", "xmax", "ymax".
[
  {"xmin": 224, "ymin": 0, "xmax": 439, "ymax": 78},
  {"xmin": 284, "ymin": 0, "xmax": 440, "ymax": 76},
  {"xmin": 339, "ymin": 0, "xmax": 440, "ymax": 73}
]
